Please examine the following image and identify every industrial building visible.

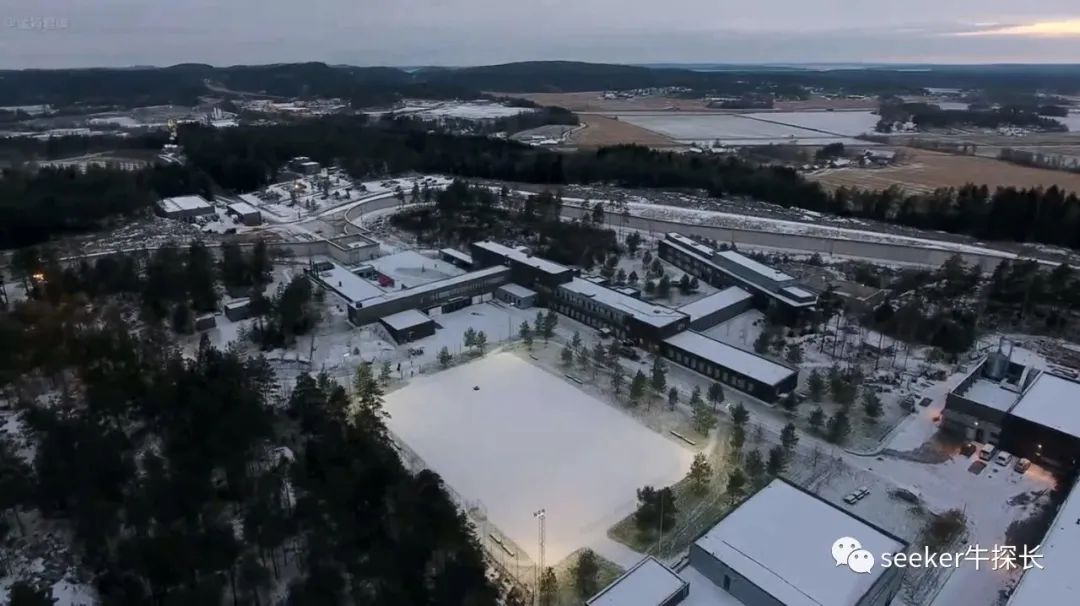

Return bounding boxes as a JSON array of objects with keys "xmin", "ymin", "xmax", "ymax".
[
  {"xmin": 687, "ymin": 479, "xmax": 907, "ymax": 606},
  {"xmin": 349, "ymin": 266, "xmax": 511, "ymax": 325},
  {"xmin": 587, "ymin": 557, "xmax": 688, "ymax": 606},
  {"xmin": 439, "ymin": 248, "xmax": 474, "ymax": 270},
  {"xmin": 553, "ymin": 278, "xmax": 690, "ymax": 347},
  {"xmin": 494, "ymin": 283, "xmax": 536, "ymax": 308},
  {"xmin": 678, "ymin": 286, "xmax": 754, "ymax": 331},
  {"xmin": 591, "ymin": 479, "xmax": 908, "ymax": 606},
  {"xmin": 662, "ymin": 331, "xmax": 797, "ymax": 403},
  {"xmin": 470, "ymin": 241, "xmax": 576, "ymax": 293},
  {"xmin": 942, "ymin": 340, "xmax": 1080, "ymax": 467},
  {"xmin": 157, "ymin": 195, "xmax": 215, "ymax": 221},
  {"xmin": 307, "ymin": 262, "xmax": 385, "ymax": 305},
  {"xmin": 1006, "ymin": 469, "xmax": 1080, "ymax": 606},
  {"xmin": 378, "ymin": 309, "xmax": 437, "ymax": 344},
  {"xmin": 325, "ymin": 234, "xmax": 381, "ymax": 265},
  {"xmin": 658, "ymin": 233, "xmax": 817, "ymax": 320},
  {"xmin": 225, "ymin": 200, "xmax": 263, "ymax": 226}
]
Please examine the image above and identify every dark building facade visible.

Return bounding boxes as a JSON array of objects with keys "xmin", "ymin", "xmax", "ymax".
[
  {"xmin": 662, "ymin": 331, "xmax": 797, "ymax": 403},
  {"xmin": 551, "ymin": 278, "xmax": 690, "ymax": 348}
]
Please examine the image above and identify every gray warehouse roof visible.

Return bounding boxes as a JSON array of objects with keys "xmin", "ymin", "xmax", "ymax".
[
  {"xmin": 587, "ymin": 557, "xmax": 686, "ymax": 606},
  {"xmin": 496, "ymin": 283, "xmax": 537, "ymax": 298},
  {"xmin": 563, "ymin": 278, "xmax": 687, "ymax": 328},
  {"xmin": 663, "ymin": 331, "xmax": 794, "ymax": 386},
  {"xmin": 678, "ymin": 287, "xmax": 752, "ymax": 322},
  {"xmin": 380, "ymin": 309, "xmax": 434, "ymax": 332},
  {"xmin": 473, "ymin": 241, "xmax": 571, "ymax": 276},
  {"xmin": 695, "ymin": 479, "xmax": 906, "ymax": 606},
  {"xmin": 159, "ymin": 195, "xmax": 212, "ymax": 214}
]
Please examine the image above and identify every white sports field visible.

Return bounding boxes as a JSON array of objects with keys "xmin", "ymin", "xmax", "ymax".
[{"xmin": 384, "ymin": 353, "xmax": 694, "ymax": 564}]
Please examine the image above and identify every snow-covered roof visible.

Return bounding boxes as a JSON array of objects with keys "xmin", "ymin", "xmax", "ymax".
[
  {"xmin": 159, "ymin": 194, "xmax": 212, "ymax": 213},
  {"xmin": 226, "ymin": 200, "xmax": 260, "ymax": 216},
  {"xmin": 474, "ymin": 241, "xmax": 572, "ymax": 276},
  {"xmin": 962, "ymin": 378, "xmax": 1023, "ymax": 413},
  {"xmin": 587, "ymin": 557, "xmax": 687, "ymax": 606},
  {"xmin": 716, "ymin": 250, "xmax": 794, "ymax": 283},
  {"xmin": 782, "ymin": 286, "xmax": 816, "ymax": 300},
  {"xmin": 357, "ymin": 265, "xmax": 510, "ymax": 307},
  {"xmin": 440, "ymin": 247, "xmax": 473, "ymax": 265},
  {"xmin": 562, "ymin": 278, "xmax": 687, "ymax": 328},
  {"xmin": 312, "ymin": 263, "xmax": 385, "ymax": 303},
  {"xmin": 380, "ymin": 309, "xmax": 434, "ymax": 332},
  {"xmin": 1009, "ymin": 373, "xmax": 1080, "ymax": 439},
  {"xmin": 496, "ymin": 283, "xmax": 537, "ymax": 299},
  {"xmin": 678, "ymin": 287, "xmax": 752, "ymax": 322},
  {"xmin": 1006, "ymin": 470, "xmax": 1080, "ymax": 606},
  {"xmin": 664, "ymin": 331, "xmax": 794, "ymax": 386},
  {"xmin": 224, "ymin": 298, "xmax": 250, "ymax": 310},
  {"xmin": 666, "ymin": 232, "xmax": 715, "ymax": 258},
  {"xmin": 694, "ymin": 479, "xmax": 906, "ymax": 606},
  {"xmin": 370, "ymin": 250, "xmax": 465, "ymax": 287}
]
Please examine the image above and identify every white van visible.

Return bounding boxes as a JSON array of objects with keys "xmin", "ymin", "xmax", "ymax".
[{"xmin": 979, "ymin": 443, "xmax": 995, "ymax": 461}]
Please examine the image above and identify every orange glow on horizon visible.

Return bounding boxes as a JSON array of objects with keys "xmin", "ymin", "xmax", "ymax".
[{"xmin": 957, "ymin": 18, "xmax": 1080, "ymax": 37}]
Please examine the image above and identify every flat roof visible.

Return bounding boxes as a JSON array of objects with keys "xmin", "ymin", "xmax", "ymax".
[
  {"xmin": 662, "ymin": 237, "xmax": 814, "ymax": 309},
  {"xmin": 963, "ymin": 378, "xmax": 1023, "ymax": 413},
  {"xmin": 677, "ymin": 565, "xmax": 745, "ymax": 606},
  {"xmin": 312, "ymin": 263, "xmax": 385, "ymax": 303},
  {"xmin": 356, "ymin": 265, "xmax": 510, "ymax": 308},
  {"xmin": 440, "ymin": 248, "xmax": 474, "ymax": 264},
  {"xmin": 587, "ymin": 557, "xmax": 687, "ymax": 606},
  {"xmin": 369, "ymin": 250, "xmax": 465, "ymax": 287},
  {"xmin": 473, "ymin": 241, "xmax": 572, "ymax": 276},
  {"xmin": 1006, "ymin": 472, "xmax": 1080, "ymax": 606},
  {"xmin": 496, "ymin": 283, "xmax": 537, "ymax": 298},
  {"xmin": 563, "ymin": 278, "xmax": 687, "ymax": 328},
  {"xmin": 716, "ymin": 250, "xmax": 794, "ymax": 283},
  {"xmin": 666, "ymin": 232, "xmax": 716, "ymax": 258},
  {"xmin": 159, "ymin": 194, "xmax": 211, "ymax": 213},
  {"xmin": 1009, "ymin": 373, "xmax": 1080, "ymax": 439},
  {"xmin": 695, "ymin": 479, "xmax": 906, "ymax": 606},
  {"xmin": 226, "ymin": 201, "xmax": 260, "ymax": 215},
  {"xmin": 678, "ymin": 287, "xmax": 753, "ymax": 322},
  {"xmin": 380, "ymin": 309, "xmax": 434, "ymax": 332},
  {"xmin": 664, "ymin": 331, "xmax": 795, "ymax": 386}
]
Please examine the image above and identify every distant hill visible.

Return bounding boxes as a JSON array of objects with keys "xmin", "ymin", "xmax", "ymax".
[{"xmin": 2, "ymin": 60, "xmax": 1080, "ymax": 108}]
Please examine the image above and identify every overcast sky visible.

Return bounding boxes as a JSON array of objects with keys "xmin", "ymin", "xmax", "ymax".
[{"xmin": 2, "ymin": 0, "xmax": 1079, "ymax": 69}]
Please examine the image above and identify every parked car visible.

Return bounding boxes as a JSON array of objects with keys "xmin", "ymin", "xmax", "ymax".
[
  {"xmin": 960, "ymin": 442, "xmax": 976, "ymax": 457},
  {"xmin": 843, "ymin": 492, "xmax": 859, "ymax": 505},
  {"xmin": 856, "ymin": 486, "xmax": 871, "ymax": 499},
  {"xmin": 1014, "ymin": 458, "xmax": 1031, "ymax": 473},
  {"xmin": 918, "ymin": 397, "xmax": 933, "ymax": 408},
  {"xmin": 619, "ymin": 346, "xmax": 640, "ymax": 361},
  {"xmin": 995, "ymin": 451, "xmax": 1014, "ymax": 467},
  {"xmin": 979, "ymin": 443, "xmax": 995, "ymax": 461}
]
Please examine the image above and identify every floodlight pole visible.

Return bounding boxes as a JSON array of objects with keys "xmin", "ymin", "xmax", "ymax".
[{"xmin": 533, "ymin": 508, "xmax": 546, "ymax": 606}]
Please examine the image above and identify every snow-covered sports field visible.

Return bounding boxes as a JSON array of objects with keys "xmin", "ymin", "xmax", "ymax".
[{"xmin": 384, "ymin": 353, "xmax": 694, "ymax": 564}]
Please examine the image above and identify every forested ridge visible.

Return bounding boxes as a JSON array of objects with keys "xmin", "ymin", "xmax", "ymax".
[
  {"xmin": 0, "ymin": 244, "xmax": 499, "ymax": 605},
  {"xmin": 6, "ymin": 115, "xmax": 1080, "ymax": 252}
]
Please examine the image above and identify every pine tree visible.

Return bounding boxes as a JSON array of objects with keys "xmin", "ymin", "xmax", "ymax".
[
  {"xmin": 629, "ymin": 370, "xmax": 648, "ymax": 406},
  {"xmin": 576, "ymin": 344, "xmax": 590, "ymax": 371},
  {"xmin": 726, "ymin": 468, "xmax": 747, "ymax": 503},
  {"xmin": 781, "ymin": 393, "xmax": 799, "ymax": 413},
  {"xmin": 667, "ymin": 386, "xmax": 679, "ymax": 410},
  {"xmin": 475, "ymin": 330, "xmax": 487, "ymax": 354},
  {"xmin": 730, "ymin": 402, "xmax": 749, "ymax": 428},
  {"xmin": 786, "ymin": 344, "xmax": 803, "ymax": 364},
  {"xmin": 538, "ymin": 567, "xmax": 558, "ymax": 606},
  {"xmin": 574, "ymin": 550, "xmax": 600, "ymax": 598},
  {"xmin": 688, "ymin": 453, "xmax": 711, "ymax": 493},
  {"xmin": 611, "ymin": 363, "xmax": 626, "ymax": 394},
  {"xmin": 744, "ymin": 449, "xmax": 764, "ymax": 480},
  {"xmin": 650, "ymin": 356, "xmax": 667, "ymax": 394},
  {"xmin": 463, "ymin": 327, "xmax": 477, "ymax": 350},
  {"xmin": 808, "ymin": 369, "xmax": 825, "ymax": 402},
  {"xmin": 863, "ymin": 392, "xmax": 883, "ymax": 420},
  {"xmin": 730, "ymin": 425, "xmax": 746, "ymax": 451},
  {"xmin": 438, "ymin": 346, "xmax": 453, "ymax": 368},
  {"xmin": 542, "ymin": 309, "xmax": 558, "ymax": 341},
  {"xmin": 827, "ymin": 410, "xmax": 852, "ymax": 444},
  {"xmin": 657, "ymin": 274, "xmax": 672, "ymax": 298},
  {"xmin": 534, "ymin": 310, "xmax": 544, "ymax": 336},
  {"xmin": 707, "ymin": 382, "xmax": 724, "ymax": 410},
  {"xmin": 693, "ymin": 402, "xmax": 717, "ymax": 436},
  {"xmin": 781, "ymin": 422, "xmax": 799, "ymax": 451},
  {"xmin": 379, "ymin": 360, "xmax": 392, "ymax": 385},
  {"xmin": 519, "ymin": 321, "xmax": 532, "ymax": 345},
  {"xmin": 689, "ymin": 385, "xmax": 703, "ymax": 407},
  {"xmin": 592, "ymin": 341, "xmax": 607, "ymax": 369},
  {"xmin": 561, "ymin": 344, "xmax": 574, "ymax": 367},
  {"xmin": 809, "ymin": 406, "xmax": 825, "ymax": 430},
  {"xmin": 767, "ymin": 445, "xmax": 786, "ymax": 475}
]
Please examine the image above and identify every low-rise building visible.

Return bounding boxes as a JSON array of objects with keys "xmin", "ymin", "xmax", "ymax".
[
  {"xmin": 678, "ymin": 287, "xmax": 754, "ymax": 331},
  {"xmin": 494, "ymin": 283, "xmax": 537, "ymax": 309},
  {"xmin": 587, "ymin": 556, "xmax": 688, "ymax": 606},
  {"xmin": 223, "ymin": 299, "xmax": 251, "ymax": 322},
  {"xmin": 662, "ymin": 331, "xmax": 796, "ymax": 403},
  {"xmin": 349, "ymin": 266, "xmax": 511, "ymax": 325},
  {"xmin": 439, "ymin": 248, "xmax": 474, "ymax": 270},
  {"xmin": 225, "ymin": 200, "xmax": 262, "ymax": 226},
  {"xmin": 157, "ymin": 195, "xmax": 215, "ymax": 221},
  {"xmin": 378, "ymin": 309, "xmax": 437, "ymax": 344},
  {"xmin": 553, "ymin": 277, "xmax": 690, "ymax": 347}
]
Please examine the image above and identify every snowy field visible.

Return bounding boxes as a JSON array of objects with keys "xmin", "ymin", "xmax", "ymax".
[
  {"xmin": 384, "ymin": 353, "xmax": 694, "ymax": 564},
  {"xmin": 616, "ymin": 111, "xmax": 877, "ymax": 145},
  {"xmin": 369, "ymin": 101, "xmax": 535, "ymax": 121},
  {"xmin": 1054, "ymin": 112, "xmax": 1080, "ymax": 132}
]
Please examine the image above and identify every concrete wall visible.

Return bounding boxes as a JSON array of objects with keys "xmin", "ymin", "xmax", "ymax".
[{"xmin": 688, "ymin": 545, "xmax": 784, "ymax": 606}]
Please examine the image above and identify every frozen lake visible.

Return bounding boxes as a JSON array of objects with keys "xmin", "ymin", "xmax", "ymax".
[
  {"xmin": 384, "ymin": 352, "xmax": 694, "ymax": 563},
  {"xmin": 618, "ymin": 111, "xmax": 879, "ymax": 145}
]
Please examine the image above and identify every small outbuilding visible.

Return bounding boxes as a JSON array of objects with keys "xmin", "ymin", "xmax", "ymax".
[
  {"xmin": 226, "ymin": 201, "xmax": 263, "ymax": 226},
  {"xmin": 194, "ymin": 314, "xmax": 217, "ymax": 331},
  {"xmin": 224, "ymin": 299, "xmax": 251, "ymax": 322},
  {"xmin": 495, "ymin": 283, "xmax": 537, "ymax": 309},
  {"xmin": 378, "ymin": 309, "xmax": 437, "ymax": 344}
]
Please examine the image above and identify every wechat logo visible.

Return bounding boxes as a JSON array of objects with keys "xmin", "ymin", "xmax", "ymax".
[{"xmin": 832, "ymin": 537, "xmax": 875, "ymax": 574}]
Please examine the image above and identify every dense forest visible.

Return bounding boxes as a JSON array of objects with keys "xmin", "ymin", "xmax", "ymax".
[
  {"xmin": 8, "ymin": 115, "xmax": 1080, "ymax": 253},
  {"xmin": 6, "ymin": 61, "xmax": 1080, "ymax": 109},
  {"xmin": 0, "ymin": 243, "xmax": 499, "ymax": 605},
  {"xmin": 876, "ymin": 102, "xmax": 1067, "ymax": 132}
]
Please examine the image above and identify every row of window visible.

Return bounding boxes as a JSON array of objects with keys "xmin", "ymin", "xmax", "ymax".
[
  {"xmin": 553, "ymin": 303, "xmax": 627, "ymax": 339},
  {"xmin": 665, "ymin": 346, "xmax": 755, "ymax": 394},
  {"xmin": 553, "ymin": 288, "xmax": 628, "ymax": 325}
]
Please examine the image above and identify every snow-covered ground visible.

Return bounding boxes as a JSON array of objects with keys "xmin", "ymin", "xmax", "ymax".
[
  {"xmin": 384, "ymin": 352, "xmax": 695, "ymax": 565},
  {"xmin": 372, "ymin": 100, "xmax": 535, "ymax": 121},
  {"xmin": 615, "ymin": 111, "xmax": 878, "ymax": 145},
  {"xmin": 248, "ymin": 173, "xmax": 453, "ymax": 224}
]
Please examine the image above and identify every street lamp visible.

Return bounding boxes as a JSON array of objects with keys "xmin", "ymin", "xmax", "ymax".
[{"xmin": 533, "ymin": 509, "xmax": 546, "ymax": 606}]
